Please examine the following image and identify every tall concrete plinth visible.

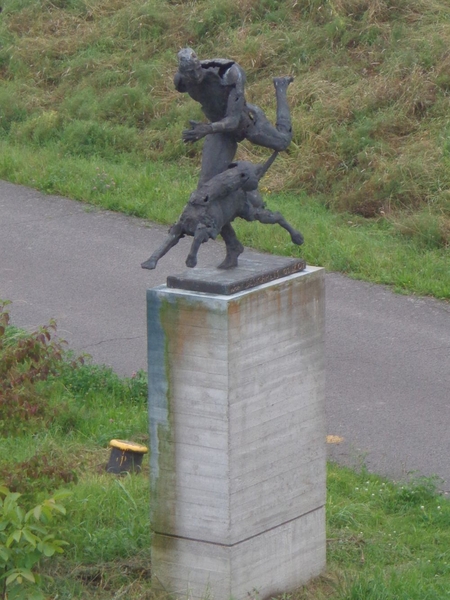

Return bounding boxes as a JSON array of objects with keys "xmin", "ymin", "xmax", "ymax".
[{"xmin": 147, "ymin": 265, "xmax": 326, "ymax": 599}]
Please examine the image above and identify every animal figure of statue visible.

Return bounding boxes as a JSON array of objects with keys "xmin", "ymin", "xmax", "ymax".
[{"xmin": 141, "ymin": 151, "xmax": 303, "ymax": 271}]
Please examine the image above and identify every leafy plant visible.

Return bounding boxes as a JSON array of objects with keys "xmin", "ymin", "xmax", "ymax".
[{"xmin": 0, "ymin": 486, "xmax": 69, "ymax": 600}]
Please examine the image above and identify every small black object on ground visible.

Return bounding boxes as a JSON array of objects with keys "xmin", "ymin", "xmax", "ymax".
[{"xmin": 106, "ymin": 439, "xmax": 148, "ymax": 474}]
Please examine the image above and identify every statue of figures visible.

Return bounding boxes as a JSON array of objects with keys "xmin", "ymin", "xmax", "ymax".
[
  {"xmin": 174, "ymin": 48, "xmax": 294, "ymax": 186},
  {"xmin": 141, "ymin": 50, "xmax": 303, "ymax": 271}
]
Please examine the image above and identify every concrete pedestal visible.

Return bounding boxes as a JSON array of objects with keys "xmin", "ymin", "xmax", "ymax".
[{"xmin": 147, "ymin": 265, "xmax": 326, "ymax": 599}]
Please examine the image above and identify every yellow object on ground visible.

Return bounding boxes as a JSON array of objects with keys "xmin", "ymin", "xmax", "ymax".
[{"xmin": 109, "ymin": 439, "xmax": 148, "ymax": 453}]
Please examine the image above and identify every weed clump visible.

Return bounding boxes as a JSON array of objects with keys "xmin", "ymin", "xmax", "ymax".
[
  {"xmin": 0, "ymin": 451, "xmax": 78, "ymax": 497},
  {"xmin": 0, "ymin": 300, "xmax": 83, "ymax": 435}
]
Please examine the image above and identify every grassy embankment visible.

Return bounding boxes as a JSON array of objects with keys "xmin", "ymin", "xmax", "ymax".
[
  {"xmin": 0, "ymin": 0, "xmax": 449, "ymax": 297},
  {"xmin": 1, "ymin": 303, "xmax": 450, "ymax": 599}
]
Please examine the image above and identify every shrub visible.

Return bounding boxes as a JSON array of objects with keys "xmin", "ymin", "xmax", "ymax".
[
  {"xmin": 0, "ymin": 300, "xmax": 82, "ymax": 436},
  {"xmin": 394, "ymin": 210, "xmax": 450, "ymax": 249},
  {"xmin": 0, "ymin": 453, "xmax": 78, "ymax": 498}
]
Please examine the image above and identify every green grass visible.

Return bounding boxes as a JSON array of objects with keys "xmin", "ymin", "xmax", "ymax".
[
  {"xmin": 0, "ymin": 0, "xmax": 449, "ymax": 299},
  {"xmin": 321, "ymin": 466, "xmax": 450, "ymax": 600}
]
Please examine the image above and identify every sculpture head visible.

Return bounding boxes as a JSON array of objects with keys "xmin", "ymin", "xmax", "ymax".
[{"xmin": 177, "ymin": 48, "xmax": 204, "ymax": 83}]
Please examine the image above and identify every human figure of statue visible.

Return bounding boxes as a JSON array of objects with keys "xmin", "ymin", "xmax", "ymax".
[{"xmin": 174, "ymin": 48, "xmax": 294, "ymax": 188}]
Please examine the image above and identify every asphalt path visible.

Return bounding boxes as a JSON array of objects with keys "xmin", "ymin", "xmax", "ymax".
[{"xmin": 1, "ymin": 180, "xmax": 449, "ymax": 489}]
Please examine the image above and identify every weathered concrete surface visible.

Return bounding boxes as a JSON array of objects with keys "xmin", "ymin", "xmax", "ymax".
[
  {"xmin": 1, "ymin": 180, "xmax": 450, "ymax": 489},
  {"xmin": 147, "ymin": 269, "xmax": 326, "ymax": 599},
  {"xmin": 151, "ymin": 508, "xmax": 324, "ymax": 600}
]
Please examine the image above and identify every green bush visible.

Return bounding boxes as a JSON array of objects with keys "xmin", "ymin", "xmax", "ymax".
[
  {"xmin": 0, "ymin": 300, "xmax": 81, "ymax": 436},
  {"xmin": 0, "ymin": 452, "xmax": 78, "ymax": 498},
  {"xmin": 394, "ymin": 210, "xmax": 450, "ymax": 249}
]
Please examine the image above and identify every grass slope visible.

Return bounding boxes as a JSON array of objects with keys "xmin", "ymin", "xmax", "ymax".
[{"xmin": 0, "ymin": 0, "xmax": 449, "ymax": 297}]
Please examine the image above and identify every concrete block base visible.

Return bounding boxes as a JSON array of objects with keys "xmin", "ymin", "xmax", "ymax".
[
  {"xmin": 147, "ymin": 265, "xmax": 326, "ymax": 599},
  {"xmin": 152, "ymin": 506, "xmax": 325, "ymax": 600}
]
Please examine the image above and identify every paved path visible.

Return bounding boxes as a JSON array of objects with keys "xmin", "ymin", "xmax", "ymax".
[{"xmin": 1, "ymin": 181, "xmax": 449, "ymax": 489}]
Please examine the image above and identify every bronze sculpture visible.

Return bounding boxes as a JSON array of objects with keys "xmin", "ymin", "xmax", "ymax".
[
  {"xmin": 142, "ymin": 48, "xmax": 303, "ymax": 271},
  {"xmin": 141, "ymin": 151, "xmax": 303, "ymax": 270},
  {"xmin": 174, "ymin": 48, "xmax": 293, "ymax": 184}
]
